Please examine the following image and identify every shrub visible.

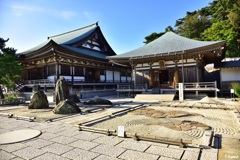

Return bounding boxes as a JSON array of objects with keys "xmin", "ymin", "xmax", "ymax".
[{"xmin": 231, "ymin": 83, "xmax": 240, "ymax": 98}]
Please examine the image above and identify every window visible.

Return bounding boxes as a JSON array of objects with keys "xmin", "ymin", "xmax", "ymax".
[
  {"xmin": 61, "ymin": 65, "xmax": 70, "ymax": 75},
  {"xmin": 48, "ymin": 65, "xmax": 56, "ymax": 75},
  {"xmin": 75, "ymin": 66, "xmax": 84, "ymax": 76}
]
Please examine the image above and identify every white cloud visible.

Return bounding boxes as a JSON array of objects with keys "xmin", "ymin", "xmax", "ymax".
[
  {"xmin": 9, "ymin": 3, "xmax": 75, "ymax": 20},
  {"xmin": 10, "ymin": 4, "xmax": 42, "ymax": 17},
  {"xmin": 56, "ymin": 10, "xmax": 76, "ymax": 20}
]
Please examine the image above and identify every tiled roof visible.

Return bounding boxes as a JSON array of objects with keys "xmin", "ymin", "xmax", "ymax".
[
  {"xmin": 19, "ymin": 23, "xmax": 98, "ymax": 55},
  {"xmin": 109, "ymin": 31, "xmax": 226, "ymax": 59}
]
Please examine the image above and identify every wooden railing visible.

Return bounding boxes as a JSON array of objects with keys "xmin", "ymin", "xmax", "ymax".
[
  {"xmin": 177, "ymin": 81, "xmax": 217, "ymax": 90},
  {"xmin": 117, "ymin": 84, "xmax": 148, "ymax": 90},
  {"xmin": 24, "ymin": 79, "xmax": 54, "ymax": 85}
]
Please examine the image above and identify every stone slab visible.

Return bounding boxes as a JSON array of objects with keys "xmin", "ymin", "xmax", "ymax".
[
  {"xmin": 31, "ymin": 152, "xmax": 69, "ymax": 160},
  {"xmin": 116, "ymin": 140, "xmax": 150, "ymax": 152},
  {"xmin": 0, "ymin": 150, "xmax": 16, "ymax": 160},
  {"xmin": 200, "ymin": 149, "xmax": 218, "ymax": 160},
  {"xmin": 94, "ymin": 155, "xmax": 119, "ymax": 160},
  {"xmin": 119, "ymin": 150, "xmax": 159, "ymax": 160},
  {"xmin": 182, "ymin": 150, "xmax": 200, "ymax": 160},
  {"xmin": 12, "ymin": 146, "xmax": 46, "ymax": 159},
  {"xmin": 91, "ymin": 144, "xmax": 126, "ymax": 158},
  {"xmin": 93, "ymin": 136, "xmax": 123, "ymax": 146},
  {"xmin": 69, "ymin": 139, "xmax": 99, "ymax": 150},
  {"xmin": 62, "ymin": 148, "xmax": 99, "ymax": 160},
  {"xmin": 41, "ymin": 143, "xmax": 73, "ymax": 155},
  {"xmin": 50, "ymin": 135, "xmax": 77, "ymax": 145},
  {"xmin": 0, "ymin": 142, "xmax": 28, "ymax": 152},
  {"xmin": 23, "ymin": 138, "xmax": 54, "ymax": 149},
  {"xmin": 146, "ymin": 145, "xmax": 184, "ymax": 159},
  {"xmin": 0, "ymin": 129, "xmax": 41, "ymax": 144}
]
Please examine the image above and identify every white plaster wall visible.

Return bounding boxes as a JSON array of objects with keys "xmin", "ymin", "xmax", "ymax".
[
  {"xmin": 100, "ymin": 75, "xmax": 105, "ymax": 82},
  {"xmin": 114, "ymin": 71, "xmax": 120, "ymax": 81},
  {"xmin": 221, "ymin": 68, "xmax": 240, "ymax": 81},
  {"xmin": 106, "ymin": 70, "xmax": 113, "ymax": 81},
  {"xmin": 121, "ymin": 76, "xmax": 126, "ymax": 82}
]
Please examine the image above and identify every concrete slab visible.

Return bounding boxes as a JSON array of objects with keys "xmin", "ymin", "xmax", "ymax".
[
  {"xmin": 94, "ymin": 155, "xmax": 119, "ymax": 160},
  {"xmin": 0, "ymin": 129, "xmax": 41, "ymax": 144}
]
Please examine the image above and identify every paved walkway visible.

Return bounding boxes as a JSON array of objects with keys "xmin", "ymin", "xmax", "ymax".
[{"xmin": 0, "ymin": 116, "xmax": 218, "ymax": 160}]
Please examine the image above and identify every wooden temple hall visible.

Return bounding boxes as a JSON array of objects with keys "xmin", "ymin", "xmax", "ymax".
[
  {"xmin": 18, "ymin": 22, "xmax": 131, "ymax": 99},
  {"xmin": 108, "ymin": 31, "xmax": 226, "ymax": 96}
]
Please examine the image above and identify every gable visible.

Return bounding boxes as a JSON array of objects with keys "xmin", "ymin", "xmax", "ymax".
[{"xmin": 71, "ymin": 33, "xmax": 107, "ymax": 52}]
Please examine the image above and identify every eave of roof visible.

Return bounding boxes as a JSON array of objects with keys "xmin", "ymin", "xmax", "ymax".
[{"xmin": 214, "ymin": 60, "xmax": 240, "ymax": 69}]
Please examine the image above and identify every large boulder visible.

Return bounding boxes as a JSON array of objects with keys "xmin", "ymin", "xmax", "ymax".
[
  {"xmin": 55, "ymin": 77, "xmax": 69, "ymax": 105},
  {"xmin": 69, "ymin": 93, "xmax": 80, "ymax": 103},
  {"xmin": 53, "ymin": 99, "xmax": 81, "ymax": 114},
  {"xmin": 83, "ymin": 96, "xmax": 112, "ymax": 105},
  {"xmin": 29, "ymin": 90, "xmax": 49, "ymax": 109}
]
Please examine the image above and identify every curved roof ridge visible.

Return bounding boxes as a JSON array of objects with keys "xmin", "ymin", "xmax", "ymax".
[{"xmin": 48, "ymin": 22, "xmax": 98, "ymax": 39}]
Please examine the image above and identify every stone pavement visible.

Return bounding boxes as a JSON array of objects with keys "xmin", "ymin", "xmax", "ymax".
[{"xmin": 0, "ymin": 116, "xmax": 218, "ymax": 160}]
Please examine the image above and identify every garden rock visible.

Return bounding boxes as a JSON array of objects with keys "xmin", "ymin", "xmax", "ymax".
[
  {"xmin": 29, "ymin": 90, "xmax": 49, "ymax": 109},
  {"xmin": 69, "ymin": 93, "xmax": 80, "ymax": 103},
  {"xmin": 83, "ymin": 96, "xmax": 112, "ymax": 105},
  {"xmin": 55, "ymin": 77, "xmax": 69, "ymax": 105},
  {"xmin": 53, "ymin": 99, "xmax": 81, "ymax": 114}
]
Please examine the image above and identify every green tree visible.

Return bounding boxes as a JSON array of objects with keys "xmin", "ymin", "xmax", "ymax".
[
  {"xmin": 201, "ymin": 21, "xmax": 239, "ymax": 57},
  {"xmin": 144, "ymin": 26, "xmax": 174, "ymax": 44},
  {"xmin": 0, "ymin": 38, "xmax": 22, "ymax": 93}
]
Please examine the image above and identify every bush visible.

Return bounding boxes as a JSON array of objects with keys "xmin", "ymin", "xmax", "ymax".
[
  {"xmin": 231, "ymin": 83, "xmax": 240, "ymax": 97},
  {"xmin": 5, "ymin": 93, "xmax": 18, "ymax": 100}
]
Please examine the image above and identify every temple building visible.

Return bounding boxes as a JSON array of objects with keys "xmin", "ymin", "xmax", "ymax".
[
  {"xmin": 108, "ymin": 31, "xmax": 226, "ymax": 96},
  {"xmin": 18, "ymin": 22, "xmax": 131, "ymax": 99}
]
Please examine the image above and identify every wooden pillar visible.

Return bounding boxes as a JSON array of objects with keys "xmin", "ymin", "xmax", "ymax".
[
  {"xmin": 195, "ymin": 55, "xmax": 204, "ymax": 82},
  {"xmin": 173, "ymin": 60, "xmax": 179, "ymax": 88},
  {"xmin": 71, "ymin": 63, "xmax": 74, "ymax": 85},
  {"xmin": 56, "ymin": 62, "xmax": 59, "ymax": 80},
  {"xmin": 149, "ymin": 62, "xmax": 154, "ymax": 88}
]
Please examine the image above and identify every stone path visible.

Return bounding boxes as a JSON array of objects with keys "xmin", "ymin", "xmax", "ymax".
[{"xmin": 0, "ymin": 116, "xmax": 218, "ymax": 160}]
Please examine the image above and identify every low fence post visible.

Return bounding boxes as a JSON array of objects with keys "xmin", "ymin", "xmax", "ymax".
[{"xmin": 214, "ymin": 81, "xmax": 218, "ymax": 98}]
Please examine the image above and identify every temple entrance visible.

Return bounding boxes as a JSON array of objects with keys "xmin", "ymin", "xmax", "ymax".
[
  {"xmin": 159, "ymin": 69, "xmax": 169, "ymax": 87},
  {"xmin": 86, "ymin": 68, "xmax": 100, "ymax": 83}
]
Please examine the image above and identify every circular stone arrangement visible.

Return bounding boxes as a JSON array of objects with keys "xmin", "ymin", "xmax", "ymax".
[{"xmin": 0, "ymin": 129, "xmax": 41, "ymax": 144}]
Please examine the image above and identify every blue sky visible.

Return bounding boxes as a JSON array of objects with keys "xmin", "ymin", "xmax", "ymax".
[{"xmin": 0, "ymin": 0, "xmax": 212, "ymax": 54}]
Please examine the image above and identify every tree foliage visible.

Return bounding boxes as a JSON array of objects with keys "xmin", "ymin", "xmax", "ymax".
[
  {"xmin": 144, "ymin": 0, "xmax": 240, "ymax": 57},
  {"xmin": 0, "ymin": 38, "xmax": 22, "ymax": 92},
  {"xmin": 144, "ymin": 26, "xmax": 174, "ymax": 44}
]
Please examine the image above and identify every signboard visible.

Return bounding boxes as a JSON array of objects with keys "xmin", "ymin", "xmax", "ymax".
[
  {"xmin": 118, "ymin": 126, "xmax": 125, "ymax": 137},
  {"xmin": 159, "ymin": 60, "xmax": 166, "ymax": 70},
  {"xmin": 179, "ymin": 83, "xmax": 184, "ymax": 101},
  {"xmin": 230, "ymin": 89, "xmax": 234, "ymax": 94}
]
